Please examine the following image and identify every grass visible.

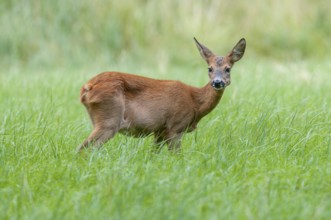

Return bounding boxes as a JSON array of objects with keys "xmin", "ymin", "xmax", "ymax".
[
  {"xmin": 1, "ymin": 59, "xmax": 331, "ymax": 219},
  {"xmin": 1, "ymin": 0, "xmax": 331, "ymax": 219},
  {"xmin": 1, "ymin": 0, "xmax": 330, "ymax": 68}
]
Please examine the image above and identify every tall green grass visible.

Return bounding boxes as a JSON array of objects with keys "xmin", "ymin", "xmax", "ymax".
[{"xmin": 1, "ymin": 60, "xmax": 331, "ymax": 219}]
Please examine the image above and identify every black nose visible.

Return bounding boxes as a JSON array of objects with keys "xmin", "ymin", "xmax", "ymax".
[{"xmin": 212, "ymin": 80, "xmax": 225, "ymax": 89}]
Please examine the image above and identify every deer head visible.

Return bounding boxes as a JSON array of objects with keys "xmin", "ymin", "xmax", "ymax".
[{"xmin": 194, "ymin": 37, "xmax": 246, "ymax": 90}]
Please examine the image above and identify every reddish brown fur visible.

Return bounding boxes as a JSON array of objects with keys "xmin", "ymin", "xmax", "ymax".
[{"xmin": 77, "ymin": 38, "xmax": 246, "ymax": 152}]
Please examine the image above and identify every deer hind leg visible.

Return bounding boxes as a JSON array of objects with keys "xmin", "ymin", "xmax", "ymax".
[
  {"xmin": 77, "ymin": 126, "xmax": 118, "ymax": 151},
  {"xmin": 77, "ymin": 99, "xmax": 124, "ymax": 152}
]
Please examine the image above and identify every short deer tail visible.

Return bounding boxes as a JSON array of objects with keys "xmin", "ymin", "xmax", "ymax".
[{"xmin": 80, "ymin": 83, "xmax": 93, "ymax": 103}]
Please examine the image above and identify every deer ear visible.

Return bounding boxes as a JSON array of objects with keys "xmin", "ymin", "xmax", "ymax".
[
  {"xmin": 194, "ymin": 37, "xmax": 215, "ymax": 63},
  {"xmin": 229, "ymin": 38, "xmax": 246, "ymax": 63}
]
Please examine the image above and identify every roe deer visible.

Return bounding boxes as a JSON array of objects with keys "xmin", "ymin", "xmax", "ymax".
[{"xmin": 77, "ymin": 37, "xmax": 246, "ymax": 152}]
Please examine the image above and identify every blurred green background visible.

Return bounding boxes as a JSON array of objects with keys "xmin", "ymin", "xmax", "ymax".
[{"xmin": 1, "ymin": 0, "xmax": 330, "ymax": 70}]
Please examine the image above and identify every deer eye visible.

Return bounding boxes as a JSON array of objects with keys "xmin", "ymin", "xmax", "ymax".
[
  {"xmin": 208, "ymin": 67, "xmax": 213, "ymax": 73},
  {"xmin": 225, "ymin": 67, "xmax": 231, "ymax": 73}
]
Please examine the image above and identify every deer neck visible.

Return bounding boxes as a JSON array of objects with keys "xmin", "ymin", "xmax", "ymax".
[{"xmin": 193, "ymin": 84, "xmax": 224, "ymax": 121}]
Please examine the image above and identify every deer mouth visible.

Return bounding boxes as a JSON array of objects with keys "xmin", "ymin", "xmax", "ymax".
[{"xmin": 211, "ymin": 81, "xmax": 225, "ymax": 90}]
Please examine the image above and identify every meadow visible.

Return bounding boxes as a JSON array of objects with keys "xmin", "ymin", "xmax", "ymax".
[{"xmin": 1, "ymin": 0, "xmax": 331, "ymax": 219}]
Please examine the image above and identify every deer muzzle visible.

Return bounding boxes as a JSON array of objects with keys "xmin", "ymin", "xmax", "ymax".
[{"xmin": 211, "ymin": 78, "xmax": 225, "ymax": 90}]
